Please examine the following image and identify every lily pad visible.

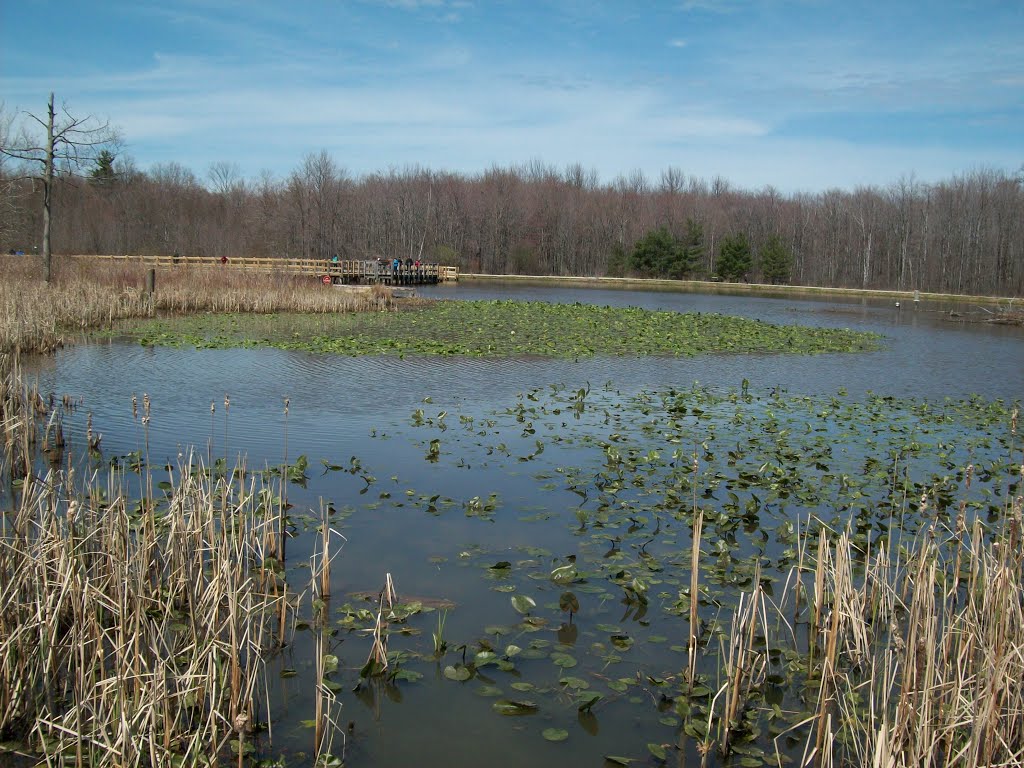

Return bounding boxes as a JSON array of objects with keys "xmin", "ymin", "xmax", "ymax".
[
  {"xmin": 443, "ymin": 665, "xmax": 471, "ymax": 682},
  {"xmin": 511, "ymin": 594, "xmax": 537, "ymax": 614},
  {"xmin": 493, "ymin": 699, "xmax": 539, "ymax": 716}
]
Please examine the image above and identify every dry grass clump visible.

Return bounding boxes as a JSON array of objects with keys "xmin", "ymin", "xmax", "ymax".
[
  {"xmin": 0, "ymin": 458, "xmax": 287, "ymax": 765},
  {"xmin": 820, "ymin": 501, "xmax": 1024, "ymax": 768},
  {"xmin": 1, "ymin": 356, "xmax": 347, "ymax": 766},
  {"xmin": 0, "ymin": 255, "xmax": 395, "ymax": 354},
  {"xmin": 0, "ymin": 353, "xmax": 48, "ymax": 481},
  {"xmin": 696, "ymin": 478, "xmax": 1024, "ymax": 767}
]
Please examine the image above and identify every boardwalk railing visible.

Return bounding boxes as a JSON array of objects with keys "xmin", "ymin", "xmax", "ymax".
[{"xmin": 67, "ymin": 254, "xmax": 459, "ymax": 284}]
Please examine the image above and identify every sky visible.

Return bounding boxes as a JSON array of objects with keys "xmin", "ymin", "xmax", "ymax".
[{"xmin": 1, "ymin": 0, "xmax": 1021, "ymax": 193}]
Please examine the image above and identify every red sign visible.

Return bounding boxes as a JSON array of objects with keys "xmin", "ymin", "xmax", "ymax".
[{"xmin": 321, "ymin": 274, "xmax": 332, "ymax": 285}]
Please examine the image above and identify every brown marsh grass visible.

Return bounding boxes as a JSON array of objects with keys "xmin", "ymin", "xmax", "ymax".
[
  {"xmin": 0, "ymin": 456, "xmax": 287, "ymax": 765},
  {"xmin": 694, "ymin": 476, "xmax": 1024, "ymax": 767},
  {"xmin": 0, "ymin": 356, "xmax": 345, "ymax": 765},
  {"xmin": 0, "ymin": 255, "xmax": 395, "ymax": 355}
]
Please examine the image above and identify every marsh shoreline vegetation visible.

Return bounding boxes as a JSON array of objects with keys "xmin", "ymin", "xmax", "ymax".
[{"xmin": 0, "ymin": 255, "xmax": 394, "ymax": 355}]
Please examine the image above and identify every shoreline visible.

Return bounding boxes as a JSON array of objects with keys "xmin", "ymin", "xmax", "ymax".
[{"xmin": 456, "ymin": 273, "xmax": 1022, "ymax": 307}]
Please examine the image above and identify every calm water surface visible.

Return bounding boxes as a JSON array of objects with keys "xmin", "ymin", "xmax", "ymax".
[{"xmin": 18, "ymin": 283, "xmax": 1024, "ymax": 767}]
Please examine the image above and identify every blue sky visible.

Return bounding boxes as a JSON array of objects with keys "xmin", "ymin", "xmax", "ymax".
[{"xmin": 2, "ymin": 0, "xmax": 1021, "ymax": 192}]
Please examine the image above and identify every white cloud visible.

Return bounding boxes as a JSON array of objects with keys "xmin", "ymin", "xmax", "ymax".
[{"xmin": 679, "ymin": 0, "xmax": 740, "ymax": 13}]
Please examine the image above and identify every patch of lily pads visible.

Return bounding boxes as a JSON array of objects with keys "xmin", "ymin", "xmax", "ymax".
[{"xmin": 117, "ymin": 299, "xmax": 880, "ymax": 357}]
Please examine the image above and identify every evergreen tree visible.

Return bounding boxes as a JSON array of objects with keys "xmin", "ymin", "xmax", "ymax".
[
  {"xmin": 89, "ymin": 149, "xmax": 117, "ymax": 188},
  {"xmin": 679, "ymin": 218, "xmax": 704, "ymax": 278},
  {"xmin": 630, "ymin": 226, "xmax": 681, "ymax": 278},
  {"xmin": 760, "ymin": 234, "xmax": 792, "ymax": 284},
  {"xmin": 717, "ymin": 232, "xmax": 752, "ymax": 281},
  {"xmin": 628, "ymin": 225, "xmax": 702, "ymax": 279}
]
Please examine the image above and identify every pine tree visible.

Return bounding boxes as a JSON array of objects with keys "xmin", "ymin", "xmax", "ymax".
[
  {"xmin": 89, "ymin": 149, "xmax": 118, "ymax": 188},
  {"xmin": 717, "ymin": 232, "xmax": 752, "ymax": 281},
  {"xmin": 630, "ymin": 227, "xmax": 679, "ymax": 278},
  {"xmin": 679, "ymin": 218, "xmax": 704, "ymax": 277},
  {"xmin": 760, "ymin": 234, "xmax": 792, "ymax": 284}
]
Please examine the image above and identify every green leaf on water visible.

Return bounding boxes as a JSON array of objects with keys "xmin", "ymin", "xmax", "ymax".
[
  {"xmin": 511, "ymin": 594, "xmax": 537, "ymax": 614},
  {"xmin": 474, "ymin": 651, "xmax": 499, "ymax": 666},
  {"xmin": 443, "ymin": 665, "xmax": 471, "ymax": 682},
  {"xmin": 610, "ymin": 634, "xmax": 634, "ymax": 650},
  {"xmin": 493, "ymin": 699, "xmax": 539, "ymax": 716},
  {"xmin": 576, "ymin": 691, "xmax": 602, "ymax": 712},
  {"xmin": 550, "ymin": 564, "xmax": 578, "ymax": 584},
  {"xmin": 559, "ymin": 591, "xmax": 580, "ymax": 613},
  {"xmin": 647, "ymin": 743, "xmax": 668, "ymax": 761},
  {"xmin": 542, "ymin": 728, "xmax": 569, "ymax": 742},
  {"xmin": 560, "ymin": 676, "xmax": 589, "ymax": 690}
]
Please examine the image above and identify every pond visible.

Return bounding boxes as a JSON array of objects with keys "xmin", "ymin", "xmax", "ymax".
[{"xmin": 12, "ymin": 282, "xmax": 1024, "ymax": 767}]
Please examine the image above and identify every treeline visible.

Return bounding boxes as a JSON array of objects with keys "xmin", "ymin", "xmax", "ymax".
[{"xmin": 2, "ymin": 152, "xmax": 1022, "ymax": 296}]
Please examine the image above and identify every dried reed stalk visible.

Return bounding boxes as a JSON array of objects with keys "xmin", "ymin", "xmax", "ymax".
[{"xmin": 365, "ymin": 573, "xmax": 397, "ymax": 673}]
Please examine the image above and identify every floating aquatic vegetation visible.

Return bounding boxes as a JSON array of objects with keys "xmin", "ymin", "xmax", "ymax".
[
  {"xmin": 120, "ymin": 300, "xmax": 881, "ymax": 358},
  {"xmin": 312, "ymin": 380, "xmax": 1021, "ymax": 767}
]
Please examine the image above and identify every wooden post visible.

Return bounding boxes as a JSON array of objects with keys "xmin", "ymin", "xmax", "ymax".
[{"xmin": 146, "ymin": 268, "xmax": 156, "ymax": 295}]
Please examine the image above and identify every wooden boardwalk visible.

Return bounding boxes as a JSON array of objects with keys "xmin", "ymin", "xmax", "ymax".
[{"xmin": 68, "ymin": 254, "xmax": 459, "ymax": 285}]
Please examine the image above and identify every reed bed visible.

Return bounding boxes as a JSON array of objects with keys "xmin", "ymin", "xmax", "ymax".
[
  {"xmin": 1, "ymin": 353, "xmax": 347, "ymax": 766},
  {"xmin": 1, "ymin": 352, "xmax": 50, "ymax": 482},
  {"xmin": 693, "ymin": 479, "xmax": 1024, "ymax": 767},
  {"xmin": 0, "ymin": 255, "xmax": 395, "ymax": 355},
  {"xmin": 818, "ymin": 504, "xmax": 1024, "ymax": 768},
  {"xmin": 0, "ymin": 455, "xmax": 290, "ymax": 766}
]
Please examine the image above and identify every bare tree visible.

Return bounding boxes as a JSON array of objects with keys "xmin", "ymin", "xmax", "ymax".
[
  {"xmin": 0, "ymin": 103, "xmax": 18, "ymax": 247},
  {"xmin": 0, "ymin": 92, "xmax": 119, "ymax": 281},
  {"xmin": 208, "ymin": 161, "xmax": 243, "ymax": 196}
]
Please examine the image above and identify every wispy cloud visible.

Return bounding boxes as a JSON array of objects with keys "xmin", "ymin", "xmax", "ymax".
[
  {"xmin": 679, "ymin": 0, "xmax": 741, "ymax": 13},
  {"xmin": 2, "ymin": 0, "xmax": 1019, "ymax": 191}
]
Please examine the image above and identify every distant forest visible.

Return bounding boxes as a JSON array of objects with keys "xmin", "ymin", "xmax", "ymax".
[{"xmin": 3, "ymin": 152, "xmax": 1022, "ymax": 296}]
